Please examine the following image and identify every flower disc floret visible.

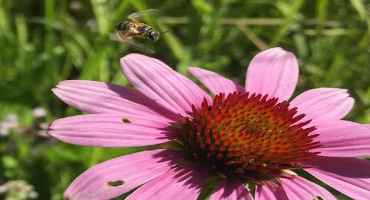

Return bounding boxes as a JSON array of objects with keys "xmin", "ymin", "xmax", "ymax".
[{"xmin": 172, "ymin": 92, "xmax": 320, "ymax": 182}]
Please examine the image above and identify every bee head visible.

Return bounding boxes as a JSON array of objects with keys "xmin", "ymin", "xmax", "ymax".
[
  {"xmin": 148, "ymin": 31, "xmax": 160, "ymax": 41},
  {"xmin": 115, "ymin": 21, "xmax": 129, "ymax": 31}
]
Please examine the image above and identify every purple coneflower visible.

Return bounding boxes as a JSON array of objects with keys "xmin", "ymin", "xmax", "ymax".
[{"xmin": 49, "ymin": 47, "xmax": 370, "ymax": 200}]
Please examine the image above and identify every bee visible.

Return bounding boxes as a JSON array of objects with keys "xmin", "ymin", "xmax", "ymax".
[{"xmin": 115, "ymin": 9, "xmax": 160, "ymax": 42}]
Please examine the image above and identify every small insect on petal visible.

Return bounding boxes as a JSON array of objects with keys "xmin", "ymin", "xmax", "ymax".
[
  {"xmin": 122, "ymin": 118, "xmax": 131, "ymax": 123},
  {"xmin": 107, "ymin": 180, "xmax": 125, "ymax": 187}
]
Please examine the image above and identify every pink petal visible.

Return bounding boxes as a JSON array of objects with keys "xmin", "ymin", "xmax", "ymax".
[
  {"xmin": 53, "ymin": 80, "xmax": 177, "ymax": 120},
  {"xmin": 304, "ymin": 156, "xmax": 370, "ymax": 200},
  {"xmin": 49, "ymin": 114, "xmax": 172, "ymax": 147},
  {"xmin": 290, "ymin": 88, "xmax": 354, "ymax": 124},
  {"xmin": 245, "ymin": 47, "xmax": 298, "ymax": 101},
  {"xmin": 64, "ymin": 149, "xmax": 176, "ymax": 200},
  {"xmin": 188, "ymin": 67, "xmax": 243, "ymax": 95},
  {"xmin": 314, "ymin": 120, "xmax": 370, "ymax": 157},
  {"xmin": 280, "ymin": 176, "xmax": 336, "ymax": 200},
  {"xmin": 121, "ymin": 54, "xmax": 211, "ymax": 115},
  {"xmin": 210, "ymin": 181, "xmax": 253, "ymax": 200},
  {"xmin": 255, "ymin": 182, "xmax": 288, "ymax": 200},
  {"xmin": 126, "ymin": 167, "xmax": 205, "ymax": 200}
]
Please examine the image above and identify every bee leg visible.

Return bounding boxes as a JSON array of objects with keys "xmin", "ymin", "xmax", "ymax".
[{"xmin": 114, "ymin": 31, "xmax": 155, "ymax": 54}]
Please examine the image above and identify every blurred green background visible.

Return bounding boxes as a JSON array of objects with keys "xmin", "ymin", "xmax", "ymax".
[{"xmin": 0, "ymin": 0, "xmax": 369, "ymax": 199}]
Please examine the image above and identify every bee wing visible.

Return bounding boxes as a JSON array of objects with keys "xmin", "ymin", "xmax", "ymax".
[
  {"xmin": 112, "ymin": 32, "xmax": 155, "ymax": 54},
  {"xmin": 110, "ymin": 32, "xmax": 133, "ymax": 43},
  {"xmin": 128, "ymin": 9, "xmax": 159, "ymax": 21},
  {"xmin": 110, "ymin": 33, "xmax": 119, "ymax": 41},
  {"xmin": 126, "ymin": 39, "xmax": 156, "ymax": 54}
]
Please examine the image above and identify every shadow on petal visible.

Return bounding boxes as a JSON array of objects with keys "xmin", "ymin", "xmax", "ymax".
[
  {"xmin": 107, "ymin": 84, "xmax": 181, "ymax": 120},
  {"xmin": 304, "ymin": 156, "xmax": 370, "ymax": 178}
]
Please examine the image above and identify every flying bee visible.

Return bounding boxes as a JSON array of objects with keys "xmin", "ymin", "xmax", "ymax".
[
  {"xmin": 115, "ymin": 20, "xmax": 160, "ymax": 42},
  {"xmin": 115, "ymin": 9, "xmax": 160, "ymax": 45}
]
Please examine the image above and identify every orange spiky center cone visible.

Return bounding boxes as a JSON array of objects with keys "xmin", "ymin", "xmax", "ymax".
[{"xmin": 171, "ymin": 92, "xmax": 320, "ymax": 182}]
